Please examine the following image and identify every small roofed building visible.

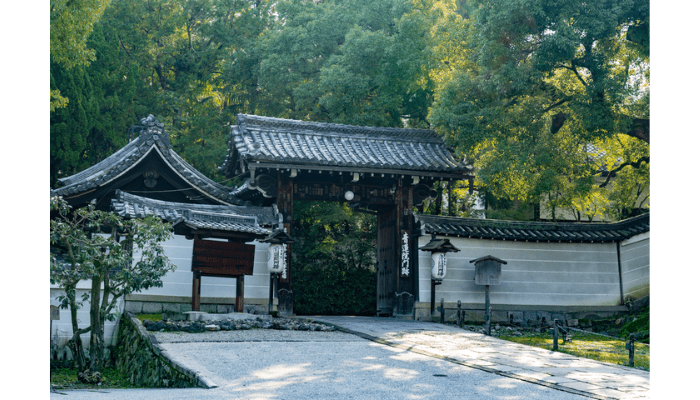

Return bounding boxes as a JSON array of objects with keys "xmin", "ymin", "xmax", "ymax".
[
  {"xmin": 412, "ymin": 213, "xmax": 650, "ymax": 324},
  {"xmin": 50, "ymin": 115, "xmax": 283, "ymax": 350},
  {"xmin": 219, "ymin": 114, "xmax": 474, "ymax": 316},
  {"xmin": 109, "ymin": 190, "xmax": 280, "ymax": 314}
]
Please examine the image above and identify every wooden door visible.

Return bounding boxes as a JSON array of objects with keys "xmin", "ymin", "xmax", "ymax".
[{"xmin": 377, "ymin": 205, "xmax": 397, "ymax": 316}]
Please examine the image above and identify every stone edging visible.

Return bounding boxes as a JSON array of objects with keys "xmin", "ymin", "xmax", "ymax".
[{"xmin": 116, "ymin": 312, "xmax": 218, "ymax": 389}]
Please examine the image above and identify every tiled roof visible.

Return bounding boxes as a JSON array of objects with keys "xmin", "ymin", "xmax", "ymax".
[
  {"xmin": 52, "ymin": 115, "xmax": 245, "ymax": 206},
  {"xmin": 220, "ymin": 114, "xmax": 471, "ymax": 176},
  {"xmin": 110, "ymin": 190, "xmax": 278, "ymax": 236},
  {"xmin": 415, "ymin": 213, "xmax": 649, "ymax": 243}
]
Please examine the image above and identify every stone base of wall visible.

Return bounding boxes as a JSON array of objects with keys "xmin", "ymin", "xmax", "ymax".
[
  {"xmin": 413, "ymin": 302, "xmax": 628, "ymax": 326},
  {"xmin": 124, "ymin": 294, "xmax": 270, "ymax": 316},
  {"xmin": 114, "ymin": 312, "xmax": 217, "ymax": 388}
]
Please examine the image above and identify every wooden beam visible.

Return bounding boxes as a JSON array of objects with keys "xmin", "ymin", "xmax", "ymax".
[{"xmin": 250, "ymin": 162, "xmax": 472, "ymax": 180}]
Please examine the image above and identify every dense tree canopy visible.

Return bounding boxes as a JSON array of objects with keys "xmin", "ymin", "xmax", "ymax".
[
  {"xmin": 50, "ymin": 0, "xmax": 112, "ymax": 111},
  {"xmin": 429, "ymin": 0, "xmax": 649, "ymax": 219},
  {"xmin": 50, "ymin": 0, "xmax": 650, "ymax": 221}
]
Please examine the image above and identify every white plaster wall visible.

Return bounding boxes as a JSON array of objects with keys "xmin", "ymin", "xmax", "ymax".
[
  {"xmin": 132, "ymin": 235, "xmax": 272, "ymax": 301},
  {"xmin": 620, "ymin": 232, "xmax": 650, "ymax": 299},
  {"xmin": 49, "ymin": 287, "xmax": 125, "ymax": 349},
  {"xmin": 418, "ymin": 236, "xmax": 622, "ymax": 307}
]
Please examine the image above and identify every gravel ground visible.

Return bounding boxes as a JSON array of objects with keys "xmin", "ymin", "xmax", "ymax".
[{"xmin": 152, "ymin": 329, "xmax": 365, "ymax": 343}]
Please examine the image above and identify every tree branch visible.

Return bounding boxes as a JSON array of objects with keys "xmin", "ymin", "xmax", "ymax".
[
  {"xmin": 117, "ymin": 36, "xmax": 131, "ymax": 57},
  {"xmin": 598, "ymin": 156, "xmax": 650, "ymax": 188},
  {"xmin": 543, "ymin": 97, "xmax": 570, "ymax": 114}
]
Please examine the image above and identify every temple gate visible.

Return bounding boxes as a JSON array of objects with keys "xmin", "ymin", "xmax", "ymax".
[{"xmin": 220, "ymin": 114, "xmax": 472, "ymax": 317}]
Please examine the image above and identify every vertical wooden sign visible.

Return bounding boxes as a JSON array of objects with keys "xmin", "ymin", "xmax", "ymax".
[{"xmin": 400, "ymin": 230, "xmax": 410, "ymax": 277}]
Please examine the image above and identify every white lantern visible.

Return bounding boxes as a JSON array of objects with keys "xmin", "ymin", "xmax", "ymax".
[
  {"xmin": 267, "ymin": 243, "xmax": 286, "ymax": 274},
  {"xmin": 431, "ymin": 252, "xmax": 447, "ymax": 281}
]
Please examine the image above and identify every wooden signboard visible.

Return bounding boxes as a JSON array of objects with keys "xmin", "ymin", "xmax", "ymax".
[
  {"xmin": 474, "ymin": 259, "xmax": 503, "ymax": 286},
  {"xmin": 191, "ymin": 239, "xmax": 255, "ymax": 277}
]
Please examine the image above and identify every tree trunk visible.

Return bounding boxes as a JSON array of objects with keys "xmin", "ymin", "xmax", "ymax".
[
  {"xmin": 67, "ymin": 285, "xmax": 89, "ymax": 371},
  {"xmin": 88, "ymin": 273, "xmax": 104, "ymax": 372}
]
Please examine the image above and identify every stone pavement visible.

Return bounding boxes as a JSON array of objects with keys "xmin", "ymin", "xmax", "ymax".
[
  {"xmin": 311, "ymin": 316, "xmax": 650, "ymax": 400},
  {"xmin": 50, "ymin": 329, "xmax": 590, "ymax": 400}
]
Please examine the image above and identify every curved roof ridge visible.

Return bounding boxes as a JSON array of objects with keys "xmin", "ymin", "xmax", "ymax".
[
  {"xmin": 111, "ymin": 190, "xmax": 279, "ymax": 228},
  {"xmin": 236, "ymin": 113, "xmax": 441, "ymax": 141}
]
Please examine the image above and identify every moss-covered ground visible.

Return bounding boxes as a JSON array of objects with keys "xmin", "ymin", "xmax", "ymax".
[
  {"xmin": 51, "ymin": 313, "xmax": 162, "ymax": 390},
  {"xmin": 499, "ymin": 331, "xmax": 650, "ymax": 371},
  {"xmin": 50, "ymin": 366, "xmax": 145, "ymax": 390}
]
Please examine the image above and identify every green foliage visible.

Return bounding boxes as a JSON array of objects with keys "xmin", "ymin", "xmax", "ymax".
[
  {"xmin": 500, "ymin": 331, "xmax": 649, "ymax": 371},
  {"xmin": 135, "ymin": 314, "xmax": 163, "ymax": 323},
  {"xmin": 50, "ymin": 0, "xmax": 112, "ymax": 111},
  {"xmin": 428, "ymin": 0, "xmax": 650, "ymax": 220},
  {"xmin": 50, "ymin": 0, "xmax": 111, "ymax": 69},
  {"xmin": 294, "ymin": 267, "xmax": 377, "ymax": 316},
  {"xmin": 291, "ymin": 201, "xmax": 377, "ymax": 315},
  {"xmin": 619, "ymin": 311, "xmax": 650, "ymax": 342},
  {"xmin": 51, "ymin": 366, "xmax": 143, "ymax": 390},
  {"xmin": 256, "ymin": 0, "xmax": 440, "ymax": 127},
  {"xmin": 50, "ymin": 196, "xmax": 175, "ymax": 373},
  {"xmin": 50, "ymin": 0, "xmax": 651, "ymax": 221}
]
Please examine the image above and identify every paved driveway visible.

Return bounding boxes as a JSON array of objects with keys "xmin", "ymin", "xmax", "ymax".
[
  {"xmin": 312, "ymin": 316, "xmax": 650, "ymax": 400},
  {"xmin": 51, "ymin": 326, "xmax": 596, "ymax": 399}
]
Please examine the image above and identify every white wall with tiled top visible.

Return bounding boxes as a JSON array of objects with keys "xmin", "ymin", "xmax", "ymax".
[
  {"xmin": 620, "ymin": 232, "xmax": 650, "ymax": 299},
  {"xmin": 417, "ymin": 235, "xmax": 624, "ymax": 308}
]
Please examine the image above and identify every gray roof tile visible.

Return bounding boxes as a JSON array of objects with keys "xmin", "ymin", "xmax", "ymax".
[
  {"xmin": 415, "ymin": 214, "xmax": 649, "ymax": 243},
  {"xmin": 221, "ymin": 114, "xmax": 471, "ymax": 175},
  {"xmin": 110, "ymin": 190, "xmax": 280, "ymax": 231}
]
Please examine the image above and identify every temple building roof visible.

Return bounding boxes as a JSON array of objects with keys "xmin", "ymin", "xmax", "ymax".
[
  {"xmin": 51, "ymin": 115, "xmax": 245, "ymax": 208},
  {"xmin": 415, "ymin": 213, "xmax": 649, "ymax": 243}
]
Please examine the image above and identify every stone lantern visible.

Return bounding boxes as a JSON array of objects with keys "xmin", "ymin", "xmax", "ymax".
[
  {"xmin": 419, "ymin": 234, "xmax": 460, "ymax": 313},
  {"xmin": 260, "ymin": 228, "xmax": 295, "ymax": 313}
]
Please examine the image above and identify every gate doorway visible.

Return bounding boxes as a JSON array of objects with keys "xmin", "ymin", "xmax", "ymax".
[
  {"xmin": 290, "ymin": 201, "xmax": 378, "ymax": 316},
  {"xmin": 220, "ymin": 114, "xmax": 472, "ymax": 317}
]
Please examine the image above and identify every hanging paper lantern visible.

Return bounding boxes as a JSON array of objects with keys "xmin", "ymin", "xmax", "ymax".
[
  {"xmin": 267, "ymin": 243, "xmax": 286, "ymax": 274},
  {"xmin": 420, "ymin": 234, "xmax": 460, "ymax": 282},
  {"xmin": 431, "ymin": 252, "xmax": 447, "ymax": 281},
  {"xmin": 261, "ymin": 228, "xmax": 295, "ymax": 275}
]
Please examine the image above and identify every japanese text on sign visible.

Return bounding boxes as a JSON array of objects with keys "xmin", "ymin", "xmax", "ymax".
[{"xmin": 401, "ymin": 232, "xmax": 410, "ymax": 277}]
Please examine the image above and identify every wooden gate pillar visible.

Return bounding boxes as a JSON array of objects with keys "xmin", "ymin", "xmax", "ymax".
[
  {"xmin": 395, "ymin": 181, "xmax": 416, "ymax": 316},
  {"xmin": 276, "ymin": 176, "xmax": 294, "ymax": 315}
]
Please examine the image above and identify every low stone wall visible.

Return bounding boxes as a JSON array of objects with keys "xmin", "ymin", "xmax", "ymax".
[
  {"xmin": 124, "ymin": 294, "xmax": 270, "ymax": 315},
  {"xmin": 114, "ymin": 312, "xmax": 217, "ymax": 388}
]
